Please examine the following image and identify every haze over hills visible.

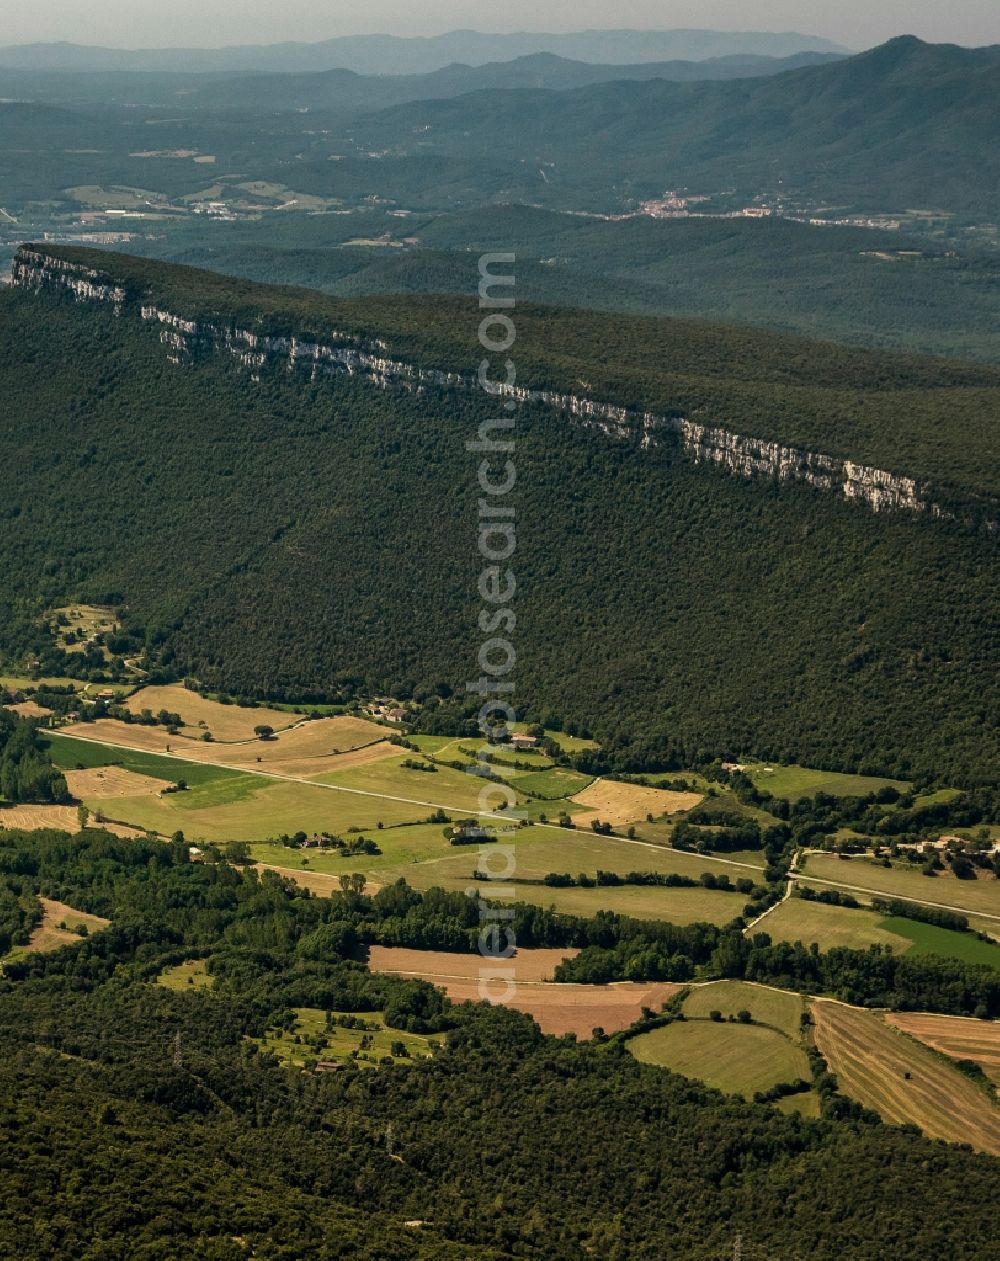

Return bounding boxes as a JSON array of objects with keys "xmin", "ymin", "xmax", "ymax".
[
  {"xmin": 0, "ymin": 50, "xmax": 848, "ymax": 111},
  {"xmin": 0, "ymin": 37, "xmax": 996, "ymax": 224},
  {"xmin": 355, "ymin": 37, "xmax": 1000, "ymax": 214},
  {"xmin": 0, "ymin": 28, "xmax": 851, "ymax": 74},
  {"xmin": 2, "ymin": 14, "xmax": 1000, "ymax": 1260}
]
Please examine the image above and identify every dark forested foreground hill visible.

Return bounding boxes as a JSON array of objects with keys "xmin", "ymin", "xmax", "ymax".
[
  {"xmin": 0, "ymin": 829, "xmax": 998, "ymax": 1259},
  {"xmin": 1, "ymin": 250, "xmax": 998, "ymax": 783}
]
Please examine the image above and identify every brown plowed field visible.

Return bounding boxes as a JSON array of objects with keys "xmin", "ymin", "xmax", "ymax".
[{"xmin": 367, "ymin": 946, "xmax": 680, "ymax": 1038}]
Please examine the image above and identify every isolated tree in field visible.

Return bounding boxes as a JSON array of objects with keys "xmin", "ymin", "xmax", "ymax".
[{"xmin": 255, "ymin": 724, "xmax": 274, "ymax": 741}]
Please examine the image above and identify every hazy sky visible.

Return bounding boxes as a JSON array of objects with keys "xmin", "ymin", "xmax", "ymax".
[{"xmin": 3, "ymin": 0, "xmax": 999, "ymax": 49}]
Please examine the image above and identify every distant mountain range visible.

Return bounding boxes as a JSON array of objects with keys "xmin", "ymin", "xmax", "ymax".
[
  {"xmin": 0, "ymin": 28, "xmax": 850, "ymax": 74},
  {"xmin": 0, "ymin": 37, "xmax": 996, "ymax": 224},
  {"xmin": 354, "ymin": 37, "xmax": 1000, "ymax": 215},
  {"xmin": 0, "ymin": 50, "xmax": 846, "ymax": 112}
]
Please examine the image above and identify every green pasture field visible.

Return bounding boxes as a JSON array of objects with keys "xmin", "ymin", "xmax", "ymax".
[
  {"xmin": 43, "ymin": 733, "xmax": 245, "ymax": 787},
  {"xmin": 157, "ymin": 960, "xmax": 212, "ymax": 990},
  {"xmin": 879, "ymin": 916, "xmax": 1000, "ymax": 967},
  {"xmin": 632, "ymin": 819, "xmax": 768, "ymax": 868},
  {"xmin": 252, "ymin": 820, "xmax": 764, "ymax": 899},
  {"xmin": 407, "ymin": 736, "xmax": 474, "ymax": 758},
  {"xmin": 774, "ymin": 1092, "xmax": 822, "ymax": 1119},
  {"xmin": 629, "ymin": 1020, "xmax": 811, "ymax": 1099},
  {"xmin": 683, "ymin": 981, "xmax": 805, "ymax": 1039},
  {"xmin": 743, "ymin": 763, "xmax": 908, "ymax": 801},
  {"xmin": 514, "ymin": 768, "xmax": 594, "ymax": 799},
  {"xmin": 765, "ymin": 888, "xmax": 1000, "ymax": 964},
  {"xmin": 507, "ymin": 724, "xmax": 598, "ymax": 754},
  {"xmin": 760, "ymin": 897, "xmax": 913, "ymax": 951},
  {"xmin": 483, "ymin": 749, "xmax": 558, "ymax": 770},
  {"xmin": 316, "ymin": 754, "xmax": 520, "ymax": 813},
  {"xmin": 251, "ymin": 823, "xmax": 459, "ymax": 882},
  {"xmin": 499, "ymin": 882, "xmax": 745, "ymax": 926},
  {"xmin": 1, "ymin": 674, "xmax": 86, "ymax": 692},
  {"xmin": 912, "ymin": 788, "xmax": 965, "ymax": 807},
  {"xmin": 90, "ymin": 777, "xmax": 430, "ymax": 842},
  {"xmin": 252, "ymin": 1007, "xmax": 436, "ymax": 1070},
  {"xmin": 802, "ymin": 853, "xmax": 1000, "ymax": 918},
  {"xmin": 642, "ymin": 772, "xmax": 717, "ymax": 793}
]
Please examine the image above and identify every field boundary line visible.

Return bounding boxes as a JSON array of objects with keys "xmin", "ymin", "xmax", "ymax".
[{"xmin": 791, "ymin": 872, "xmax": 1000, "ymax": 923}]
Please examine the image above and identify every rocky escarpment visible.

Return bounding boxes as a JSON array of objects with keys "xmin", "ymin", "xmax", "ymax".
[{"xmin": 9, "ymin": 247, "xmax": 948, "ymax": 520}]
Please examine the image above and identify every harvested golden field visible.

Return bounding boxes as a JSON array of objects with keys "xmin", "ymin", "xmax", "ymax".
[
  {"xmin": 254, "ymin": 863, "xmax": 383, "ymax": 898},
  {"xmin": 124, "ymin": 685, "xmax": 299, "ymax": 742},
  {"xmin": 366, "ymin": 946, "xmax": 678, "ymax": 1038},
  {"xmin": 61, "ymin": 714, "xmax": 391, "ymax": 771},
  {"xmin": 244, "ymin": 741, "xmax": 400, "ymax": 780},
  {"xmin": 570, "ymin": 778, "xmax": 702, "ymax": 826},
  {"xmin": 25, "ymin": 898, "xmax": 110, "ymax": 953},
  {"xmin": 6, "ymin": 700, "xmax": 52, "ymax": 718},
  {"xmin": 59, "ymin": 720, "xmax": 188, "ymax": 755},
  {"xmin": 886, "ymin": 1012, "xmax": 1000, "ymax": 1085},
  {"xmin": 0, "ymin": 801, "xmax": 147, "ymax": 840},
  {"xmin": 812, "ymin": 1000, "xmax": 1000, "ymax": 1154},
  {"xmin": 0, "ymin": 804, "xmax": 80, "ymax": 832},
  {"xmin": 235, "ymin": 716, "xmax": 390, "ymax": 764},
  {"xmin": 65, "ymin": 765, "xmax": 167, "ymax": 799},
  {"xmin": 368, "ymin": 945, "xmax": 577, "ymax": 982}
]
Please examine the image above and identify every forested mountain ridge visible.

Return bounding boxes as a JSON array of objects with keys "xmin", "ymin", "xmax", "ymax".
[
  {"xmin": 115, "ymin": 209, "xmax": 1000, "ymax": 365},
  {"xmin": 14, "ymin": 245, "xmax": 1000, "ymax": 509},
  {"xmin": 0, "ymin": 244, "xmax": 993, "ymax": 776},
  {"xmin": 2, "ymin": 248, "xmax": 998, "ymax": 782}
]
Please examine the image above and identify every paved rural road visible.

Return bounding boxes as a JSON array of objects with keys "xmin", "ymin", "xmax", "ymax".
[{"xmin": 51, "ymin": 729, "xmax": 763, "ymax": 870}]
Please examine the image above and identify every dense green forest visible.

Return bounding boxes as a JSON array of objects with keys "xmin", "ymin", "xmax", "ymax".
[
  {"xmin": 0, "ymin": 709, "xmax": 68, "ymax": 804},
  {"xmin": 0, "ymin": 828, "xmax": 998, "ymax": 1258},
  {"xmin": 25, "ymin": 245, "xmax": 1000, "ymax": 498},
  {"xmin": 1, "ymin": 259, "xmax": 997, "ymax": 782}
]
